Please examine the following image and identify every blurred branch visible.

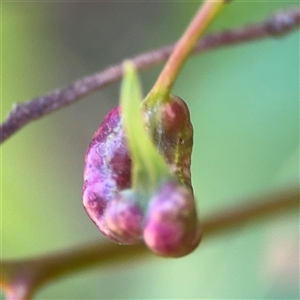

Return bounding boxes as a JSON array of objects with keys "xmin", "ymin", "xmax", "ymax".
[
  {"xmin": 1, "ymin": 187, "xmax": 299, "ymax": 299},
  {"xmin": 1, "ymin": 7, "xmax": 299, "ymax": 144}
]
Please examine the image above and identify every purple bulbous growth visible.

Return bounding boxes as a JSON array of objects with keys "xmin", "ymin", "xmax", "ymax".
[
  {"xmin": 143, "ymin": 180, "xmax": 202, "ymax": 257},
  {"xmin": 82, "ymin": 106, "xmax": 132, "ymax": 242},
  {"xmin": 144, "ymin": 95, "xmax": 193, "ymax": 190},
  {"xmin": 83, "ymin": 95, "xmax": 202, "ymax": 256},
  {"xmin": 104, "ymin": 190, "xmax": 144, "ymax": 244}
]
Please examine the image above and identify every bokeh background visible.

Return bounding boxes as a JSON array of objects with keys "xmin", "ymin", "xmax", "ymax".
[{"xmin": 2, "ymin": 1, "xmax": 299, "ymax": 299}]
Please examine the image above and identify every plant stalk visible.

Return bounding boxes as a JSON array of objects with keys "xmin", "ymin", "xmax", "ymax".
[{"xmin": 145, "ymin": 0, "xmax": 226, "ymax": 105}]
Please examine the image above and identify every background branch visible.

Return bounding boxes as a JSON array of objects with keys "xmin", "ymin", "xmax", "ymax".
[
  {"xmin": 1, "ymin": 8, "xmax": 299, "ymax": 144},
  {"xmin": 1, "ymin": 187, "xmax": 299, "ymax": 300}
]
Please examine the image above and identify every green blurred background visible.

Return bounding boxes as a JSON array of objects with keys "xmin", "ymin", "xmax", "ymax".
[{"xmin": 2, "ymin": 1, "xmax": 299, "ymax": 299}]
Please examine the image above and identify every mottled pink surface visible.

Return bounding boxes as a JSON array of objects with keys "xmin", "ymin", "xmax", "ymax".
[
  {"xmin": 105, "ymin": 191, "xmax": 143, "ymax": 244},
  {"xmin": 83, "ymin": 106, "xmax": 132, "ymax": 241},
  {"xmin": 143, "ymin": 180, "xmax": 201, "ymax": 257}
]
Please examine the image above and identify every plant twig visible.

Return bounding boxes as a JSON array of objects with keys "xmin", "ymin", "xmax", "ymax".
[
  {"xmin": 1, "ymin": 187, "xmax": 299, "ymax": 299},
  {"xmin": 1, "ymin": 8, "xmax": 299, "ymax": 144}
]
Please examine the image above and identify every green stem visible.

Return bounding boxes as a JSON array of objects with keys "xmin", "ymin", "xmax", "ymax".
[
  {"xmin": 145, "ymin": 0, "xmax": 226, "ymax": 105},
  {"xmin": 120, "ymin": 62, "xmax": 170, "ymax": 199}
]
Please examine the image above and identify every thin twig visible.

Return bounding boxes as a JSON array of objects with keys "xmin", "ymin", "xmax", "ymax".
[
  {"xmin": 1, "ymin": 187, "xmax": 299, "ymax": 299},
  {"xmin": 1, "ymin": 8, "xmax": 299, "ymax": 144}
]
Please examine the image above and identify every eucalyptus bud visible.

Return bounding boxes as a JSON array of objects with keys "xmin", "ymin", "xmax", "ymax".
[
  {"xmin": 144, "ymin": 180, "xmax": 201, "ymax": 257},
  {"xmin": 82, "ymin": 106, "xmax": 132, "ymax": 242},
  {"xmin": 104, "ymin": 190, "xmax": 143, "ymax": 244}
]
